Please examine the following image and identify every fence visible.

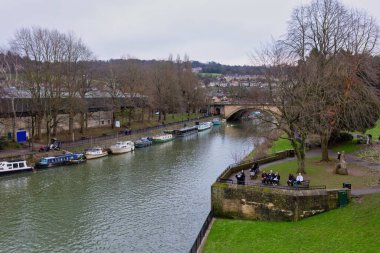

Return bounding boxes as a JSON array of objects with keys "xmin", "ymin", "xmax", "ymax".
[
  {"xmin": 217, "ymin": 178, "xmax": 326, "ymax": 190},
  {"xmin": 189, "ymin": 210, "xmax": 214, "ymax": 253}
]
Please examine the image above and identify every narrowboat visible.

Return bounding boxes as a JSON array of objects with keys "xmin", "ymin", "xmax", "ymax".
[
  {"xmin": 196, "ymin": 121, "xmax": 212, "ymax": 131},
  {"xmin": 151, "ymin": 133, "xmax": 174, "ymax": 143},
  {"xmin": 0, "ymin": 160, "xmax": 33, "ymax": 175},
  {"xmin": 173, "ymin": 126, "xmax": 198, "ymax": 137},
  {"xmin": 35, "ymin": 153, "xmax": 86, "ymax": 169}
]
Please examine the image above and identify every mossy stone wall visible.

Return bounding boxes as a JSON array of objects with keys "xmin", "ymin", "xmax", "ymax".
[{"xmin": 211, "ymin": 182, "xmax": 350, "ymax": 221}]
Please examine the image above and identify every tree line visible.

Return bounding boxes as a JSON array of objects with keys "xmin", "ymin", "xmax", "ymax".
[
  {"xmin": 253, "ymin": 0, "xmax": 380, "ymax": 173},
  {"xmin": 0, "ymin": 27, "xmax": 205, "ymax": 143}
]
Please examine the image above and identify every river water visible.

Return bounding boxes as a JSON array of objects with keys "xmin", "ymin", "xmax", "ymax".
[{"xmin": 0, "ymin": 124, "xmax": 256, "ymax": 253}]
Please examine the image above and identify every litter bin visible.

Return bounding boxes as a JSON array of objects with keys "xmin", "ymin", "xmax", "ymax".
[
  {"xmin": 343, "ymin": 182, "xmax": 351, "ymax": 189},
  {"xmin": 338, "ymin": 190, "xmax": 348, "ymax": 208}
]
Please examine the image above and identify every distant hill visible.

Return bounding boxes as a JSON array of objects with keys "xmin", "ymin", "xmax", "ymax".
[{"xmin": 191, "ymin": 61, "xmax": 265, "ymax": 75}]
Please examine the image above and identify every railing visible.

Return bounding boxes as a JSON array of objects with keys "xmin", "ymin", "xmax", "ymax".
[
  {"xmin": 189, "ymin": 210, "xmax": 214, "ymax": 253},
  {"xmin": 216, "ymin": 178, "xmax": 326, "ymax": 190},
  {"xmin": 215, "ymin": 150, "xmax": 326, "ymax": 190},
  {"xmin": 217, "ymin": 150, "xmax": 294, "ymax": 180}
]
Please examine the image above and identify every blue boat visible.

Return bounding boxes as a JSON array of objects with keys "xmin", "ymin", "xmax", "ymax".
[
  {"xmin": 212, "ymin": 118, "xmax": 222, "ymax": 125},
  {"xmin": 35, "ymin": 153, "xmax": 86, "ymax": 169},
  {"xmin": 134, "ymin": 137, "xmax": 153, "ymax": 148}
]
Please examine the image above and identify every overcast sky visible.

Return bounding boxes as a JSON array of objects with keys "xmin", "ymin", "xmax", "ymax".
[{"xmin": 1, "ymin": 0, "xmax": 379, "ymax": 65}]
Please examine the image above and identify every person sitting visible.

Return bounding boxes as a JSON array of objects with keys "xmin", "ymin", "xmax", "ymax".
[
  {"xmin": 287, "ymin": 174, "xmax": 295, "ymax": 186},
  {"xmin": 272, "ymin": 172, "xmax": 280, "ymax": 185},
  {"xmin": 250, "ymin": 162, "xmax": 259, "ymax": 178},
  {"xmin": 240, "ymin": 170, "xmax": 246, "ymax": 185},
  {"xmin": 261, "ymin": 171, "xmax": 267, "ymax": 184},
  {"xmin": 235, "ymin": 170, "xmax": 245, "ymax": 185},
  {"xmin": 267, "ymin": 170, "xmax": 274, "ymax": 184},
  {"xmin": 295, "ymin": 173, "xmax": 304, "ymax": 185}
]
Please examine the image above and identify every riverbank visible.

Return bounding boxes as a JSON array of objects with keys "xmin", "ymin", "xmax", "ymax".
[{"xmin": 0, "ymin": 115, "xmax": 213, "ymax": 164}]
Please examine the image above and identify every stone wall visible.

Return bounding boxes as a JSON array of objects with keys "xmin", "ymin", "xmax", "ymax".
[{"xmin": 211, "ymin": 182, "xmax": 350, "ymax": 221}]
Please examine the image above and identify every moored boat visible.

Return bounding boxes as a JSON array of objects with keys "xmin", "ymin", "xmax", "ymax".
[
  {"xmin": 212, "ymin": 118, "xmax": 222, "ymax": 125},
  {"xmin": 85, "ymin": 147, "xmax": 108, "ymax": 160},
  {"xmin": 196, "ymin": 121, "xmax": 212, "ymax": 131},
  {"xmin": 151, "ymin": 133, "xmax": 174, "ymax": 143},
  {"xmin": 134, "ymin": 137, "xmax": 153, "ymax": 148},
  {"xmin": 173, "ymin": 126, "xmax": 198, "ymax": 137},
  {"xmin": 109, "ymin": 141, "xmax": 135, "ymax": 154},
  {"xmin": 35, "ymin": 153, "xmax": 86, "ymax": 169},
  {"xmin": 0, "ymin": 160, "xmax": 33, "ymax": 175}
]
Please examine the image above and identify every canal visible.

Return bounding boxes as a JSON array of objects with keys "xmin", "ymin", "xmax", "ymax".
[{"xmin": 0, "ymin": 124, "xmax": 257, "ymax": 253}]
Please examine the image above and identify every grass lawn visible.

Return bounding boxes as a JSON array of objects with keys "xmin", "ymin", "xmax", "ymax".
[
  {"xmin": 270, "ymin": 135, "xmax": 293, "ymax": 154},
  {"xmin": 261, "ymin": 158, "xmax": 380, "ymax": 189},
  {"xmin": 203, "ymin": 192, "xmax": 380, "ymax": 253},
  {"xmin": 365, "ymin": 119, "xmax": 380, "ymax": 140},
  {"xmin": 331, "ymin": 141, "xmax": 363, "ymax": 153}
]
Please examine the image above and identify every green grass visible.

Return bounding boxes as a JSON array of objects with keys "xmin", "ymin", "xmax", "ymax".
[
  {"xmin": 271, "ymin": 135, "xmax": 293, "ymax": 154},
  {"xmin": 332, "ymin": 141, "xmax": 363, "ymax": 153},
  {"xmin": 203, "ymin": 192, "xmax": 380, "ymax": 253},
  {"xmin": 365, "ymin": 119, "xmax": 380, "ymax": 140},
  {"xmin": 261, "ymin": 158, "xmax": 379, "ymax": 189}
]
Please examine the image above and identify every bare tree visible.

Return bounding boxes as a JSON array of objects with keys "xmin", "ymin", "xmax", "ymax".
[{"xmin": 282, "ymin": 0, "xmax": 380, "ymax": 161}]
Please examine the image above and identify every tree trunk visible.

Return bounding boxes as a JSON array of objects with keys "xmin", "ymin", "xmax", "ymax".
[
  {"xmin": 320, "ymin": 132, "xmax": 330, "ymax": 161},
  {"xmin": 11, "ymin": 98, "xmax": 16, "ymax": 142},
  {"xmin": 141, "ymin": 108, "xmax": 144, "ymax": 122},
  {"xmin": 79, "ymin": 112, "xmax": 85, "ymax": 134},
  {"xmin": 52, "ymin": 114, "xmax": 58, "ymax": 136},
  {"xmin": 290, "ymin": 136, "xmax": 306, "ymax": 174},
  {"xmin": 68, "ymin": 112, "xmax": 74, "ymax": 135},
  {"xmin": 36, "ymin": 114, "xmax": 42, "ymax": 140}
]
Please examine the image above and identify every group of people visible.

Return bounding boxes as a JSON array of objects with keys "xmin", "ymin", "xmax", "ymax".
[
  {"xmin": 234, "ymin": 163, "xmax": 305, "ymax": 188},
  {"xmin": 287, "ymin": 173, "xmax": 303, "ymax": 186},
  {"xmin": 261, "ymin": 170, "xmax": 281, "ymax": 185}
]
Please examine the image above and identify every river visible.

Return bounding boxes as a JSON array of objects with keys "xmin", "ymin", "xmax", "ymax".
[{"xmin": 0, "ymin": 124, "xmax": 257, "ymax": 253}]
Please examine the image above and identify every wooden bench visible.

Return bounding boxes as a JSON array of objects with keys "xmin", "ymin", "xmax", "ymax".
[{"xmin": 295, "ymin": 180, "xmax": 310, "ymax": 188}]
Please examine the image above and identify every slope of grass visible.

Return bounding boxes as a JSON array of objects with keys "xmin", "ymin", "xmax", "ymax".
[
  {"xmin": 203, "ymin": 192, "xmax": 380, "ymax": 253},
  {"xmin": 331, "ymin": 141, "xmax": 363, "ymax": 153},
  {"xmin": 270, "ymin": 135, "xmax": 293, "ymax": 154},
  {"xmin": 365, "ymin": 119, "xmax": 380, "ymax": 140}
]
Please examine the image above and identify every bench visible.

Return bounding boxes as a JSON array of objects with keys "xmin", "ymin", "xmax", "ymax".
[{"xmin": 295, "ymin": 180, "xmax": 310, "ymax": 188}]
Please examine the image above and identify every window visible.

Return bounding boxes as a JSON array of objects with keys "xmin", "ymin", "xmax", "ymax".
[
  {"xmin": 13, "ymin": 163, "xmax": 19, "ymax": 168},
  {"xmin": 101, "ymin": 121, "xmax": 104, "ymax": 125}
]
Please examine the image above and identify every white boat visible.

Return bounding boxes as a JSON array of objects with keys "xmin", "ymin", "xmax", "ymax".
[
  {"xmin": 0, "ymin": 160, "xmax": 33, "ymax": 175},
  {"xmin": 196, "ymin": 121, "xmax": 212, "ymax": 131},
  {"xmin": 85, "ymin": 147, "xmax": 108, "ymax": 160},
  {"xmin": 151, "ymin": 133, "xmax": 174, "ymax": 143},
  {"xmin": 109, "ymin": 141, "xmax": 135, "ymax": 154}
]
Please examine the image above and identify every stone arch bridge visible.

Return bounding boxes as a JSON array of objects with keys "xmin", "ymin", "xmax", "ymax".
[{"xmin": 209, "ymin": 102, "xmax": 279, "ymax": 120}]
